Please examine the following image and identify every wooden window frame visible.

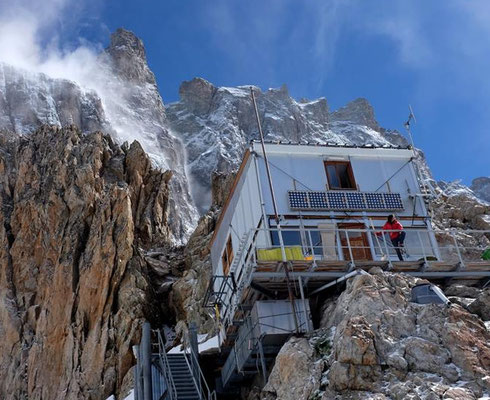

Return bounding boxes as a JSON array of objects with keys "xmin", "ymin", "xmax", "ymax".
[
  {"xmin": 221, "ymin": 235, "xmax": 234, "ymax": 275},
  {"xmin": 324, "ymin": 161, "xmax": 357, "ymax": 190}
]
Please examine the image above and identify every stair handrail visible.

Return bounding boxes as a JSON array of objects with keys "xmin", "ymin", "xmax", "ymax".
[
  {"xmin": 156, "ymin": 330, "xmax": 178, "ymax": 400},
  {"xmin": 182, "ymin": 331, "xmax": 217, "ymax": 400}
]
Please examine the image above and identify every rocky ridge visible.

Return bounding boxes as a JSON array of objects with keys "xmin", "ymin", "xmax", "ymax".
[
  {"xmin": 471, "ymin": 177, "xmax": 490, "ymax": 203},
  {"xmin": 0, "ymin": 126, "xmax": 180, "ymax": 399},
  {"xmin": 0, "ymin": 62, "xmax": 108, "ymax": 134}
]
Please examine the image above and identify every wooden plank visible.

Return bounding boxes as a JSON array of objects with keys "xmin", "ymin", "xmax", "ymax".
[
  {"xmin": 352, "ymin": 261, "xmax": 390, "ymax": 268},
  {"xmin": 391, "ymin": 260, "xmax": 425, "ymax": 272},
  {"xmin": 426, "ymin": 261, "xmax": 459, "ymax": 272},
  {"xmin": 465, "ymin": 262, "xmax": 490, "ymax": 271}
]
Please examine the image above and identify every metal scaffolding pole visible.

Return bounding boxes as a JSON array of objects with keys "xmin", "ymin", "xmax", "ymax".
[{"xmin": 142, "ymin": 322, "xmax": 152, "ymax": 400}]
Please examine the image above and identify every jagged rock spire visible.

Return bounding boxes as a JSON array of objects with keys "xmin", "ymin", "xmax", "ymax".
[{"xmin": 105, "ymin": 28, "xmax": 157, "ymax": 85}]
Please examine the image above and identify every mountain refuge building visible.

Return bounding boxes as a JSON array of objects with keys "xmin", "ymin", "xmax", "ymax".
[{"xmin": 200, "ymin": 140, "xmax": 490, "ymax": 390}]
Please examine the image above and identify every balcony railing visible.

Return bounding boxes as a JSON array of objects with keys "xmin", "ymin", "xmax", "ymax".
[{"xmin": 212, "ymin": 227, "xmax": 490, "ymax": 330}]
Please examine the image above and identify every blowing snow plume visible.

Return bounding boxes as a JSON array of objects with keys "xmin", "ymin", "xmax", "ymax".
[{"xmin": 0, "ymin": 0, "xmax": 199, "ymax": 242}]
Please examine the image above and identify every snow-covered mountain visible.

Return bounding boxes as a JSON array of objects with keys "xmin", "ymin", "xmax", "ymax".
[
  {"xmin": 0, "ymin": 63, "xmax": 108, "ymax": 133},
  {"xmin": 166, "ymin": 78, "xmax": 408, "ymax": 211}
]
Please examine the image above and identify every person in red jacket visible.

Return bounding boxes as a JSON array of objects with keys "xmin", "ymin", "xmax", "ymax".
[{"xmin": 377, "ymin": 214, "xmax": 406, "ymax": 261}]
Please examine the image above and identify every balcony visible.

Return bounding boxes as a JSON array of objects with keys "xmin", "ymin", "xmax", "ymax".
[{"xmin": 204, "ymin": 226, "xmax": 490, "ymax": 333}]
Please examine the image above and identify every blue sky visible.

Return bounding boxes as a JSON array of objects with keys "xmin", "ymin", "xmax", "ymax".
[{"xmin": 1, "ymin": 0, "xmax": 489, "ymax": 184}]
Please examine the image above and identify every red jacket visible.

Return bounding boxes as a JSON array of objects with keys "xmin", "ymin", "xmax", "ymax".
[{"xmin": 380, "ymin": 220, "xmax": 404, "ymax": 240}]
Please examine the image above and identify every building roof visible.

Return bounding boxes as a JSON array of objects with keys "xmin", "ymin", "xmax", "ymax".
[{"xmin": 251, "ymin": 139, "xmax": 411, "ymax": 150}]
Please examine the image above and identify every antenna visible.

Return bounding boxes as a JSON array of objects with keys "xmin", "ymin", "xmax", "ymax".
[
  {"xmin": 250, "ymin": 87, "xmax": 280, "ymax": 225},
  {"xmin": 404, "ymin": 104, "xmax": 417, "ymax": 150}
]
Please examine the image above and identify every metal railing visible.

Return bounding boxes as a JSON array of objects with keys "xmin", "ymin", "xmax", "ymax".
[
  {"xmin": 134, "ymin": 322, "xmax": 217, "ymax": 400},
  {"xmin": 156, "ymin": 330, "xmax": 177, "ymax": 400},
  {"xmin": 134, "ymin": 323, "xmax": 177, "ymax": 400},
  {"xmin": 215, "ymin": 227, "xmax": 490, "ymax": 329},
  {"xmin": 182, "ymin": 328, "xmax": 217, "ymax": 400}
]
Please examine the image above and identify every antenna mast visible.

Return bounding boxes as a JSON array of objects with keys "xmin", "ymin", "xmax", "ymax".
[
  {"xmin": 404, "ymin": 104, "xmax": 417, "ymax": 153},
  {"xmin": 250, "ymin": 87, "xmax": 281, "ymax": 224},
  {"xmin": 250, "ymin": 87, "xmax": 300, "ymax": 334}
]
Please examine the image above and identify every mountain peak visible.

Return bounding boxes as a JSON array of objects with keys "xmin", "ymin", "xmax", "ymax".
[
  {"xmin": 105, "ymin": 28, "xmax": 156, "ymax": 84},
  {"xmin": 331, "ymin": 97, "xmax": 379, "ymax": 131},
  {"xmin": 179, "ymin": 77, "xmax": 217, "ymax": 115}
]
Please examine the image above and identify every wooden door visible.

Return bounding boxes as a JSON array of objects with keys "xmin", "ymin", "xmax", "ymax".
[{"xmin": 338, "ymin": 223, "xmax": 372, "ymax": 261}]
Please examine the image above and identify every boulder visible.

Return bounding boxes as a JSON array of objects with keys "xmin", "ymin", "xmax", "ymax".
[
  {"xmin": 467, "ymin": 288, "xmax": 490, "ymax": 321},
  {"xmin": 261, "ymin": 337, "xmax": 323, "ymax": 400}
]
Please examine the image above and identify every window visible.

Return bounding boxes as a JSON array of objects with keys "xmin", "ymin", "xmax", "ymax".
[
  {"xmin": 324, "ymin": 161, "xmax": 356, "ymax": 190},
  {"xmin": 270, "ymin": 228, "xmax": 323, "ymax": 255},
  {"xmin": 221, "ymin": 235, "xmax": 234, "ymax": 275}
]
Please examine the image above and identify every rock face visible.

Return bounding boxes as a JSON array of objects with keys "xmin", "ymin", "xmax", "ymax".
[
  {"xmin": 170, "ymin": 171, "xmax": 236, "ymax": 335},
  {"xmin": 98, "ymin": 29, "xmax": 199, "ymax": 243},
  {"xmin": 0, "ymin": 126, "xmax": 175, "ymax": 399},
  {"xmin": 259, "ymin": 272, "xmax": 490, "ymax": 399},
  {"xmin": 429, "ymin": 189, "xmax": 490, "ymax": 262},
  {"xmin": 166, "ymin": 78, "xmax": 408, "ymax": 212},
  {"xmin": 471, "ymin": 177, "xmax": 490, "ymax": 203}
]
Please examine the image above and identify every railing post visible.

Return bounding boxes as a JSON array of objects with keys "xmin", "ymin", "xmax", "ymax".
[
  {"xmin": 451, "ymin": 231, "xmax": 465, "ymax": 269},
  {"xmin": 336, "ymin": 229, "xmax": 343, "ymax": 260},
  {"xmin": 416, "ymin": 231, "xmax": 427, "ymax": 268},
  {"xmin": 142, "ymin": 323, "xmax": 152, "ymax": 400},
  {"xmin": 344, "ymin": 230, "xmax": 356, "ymax": 268},
  {"xmin": 381, "ymin": 234, "xmax": 393, "ymax": 270},
  {"xmin": 134, "ymin": 345, "xmax": 141, "ymax": 400},
  {"xmin": 189, "ymin": 322, "xmax": 201, "ymax": 395},
  {"xmin": 307, "ymin": 229, "xmax": 317, "ymax": 267}
]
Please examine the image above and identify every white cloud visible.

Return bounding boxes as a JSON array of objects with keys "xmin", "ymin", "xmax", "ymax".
[{"xmin": 0, "ymin": 0, "xmax": 102, "ymax": 82}]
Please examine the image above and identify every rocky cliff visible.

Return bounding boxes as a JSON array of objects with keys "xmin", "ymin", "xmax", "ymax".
[{"xmin": 0, "ymin": 126, "xmax": 179, "ymax": 399}]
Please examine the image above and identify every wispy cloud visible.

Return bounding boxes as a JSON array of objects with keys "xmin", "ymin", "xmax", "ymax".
[{"xmin": 0, "ymin": 0, "xmax": 102, "ymax": 81}]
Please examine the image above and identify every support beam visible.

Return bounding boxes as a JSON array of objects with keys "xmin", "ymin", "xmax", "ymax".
[
  {"xmin": 310, "ymin": 270, "xmax": 367, "ymax": 296},
  {"xmin": 253, "ymin": 270, "xmax": 490, "ymax": 279},
  {"xmin": 250, "ymin": 281, "xmax": 276, "ymax": 299},
  {"xmin": 258, "ymin": 339, "xmax": 268, "ymax": 385}
]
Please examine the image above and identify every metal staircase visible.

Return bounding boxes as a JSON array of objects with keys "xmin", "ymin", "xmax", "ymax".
[
  {"xmin": 134, "ymin": 323, "xmax": 216, "ymax": 400},
  {"xmin": 166, "ymin": 354, "xmax": 200, "ymax": 400}
]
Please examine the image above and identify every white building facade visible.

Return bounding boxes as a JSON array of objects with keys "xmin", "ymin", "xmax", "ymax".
[{"xmin": 211, "ymin": 141, "xmax": 439, "ymax": 279}]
